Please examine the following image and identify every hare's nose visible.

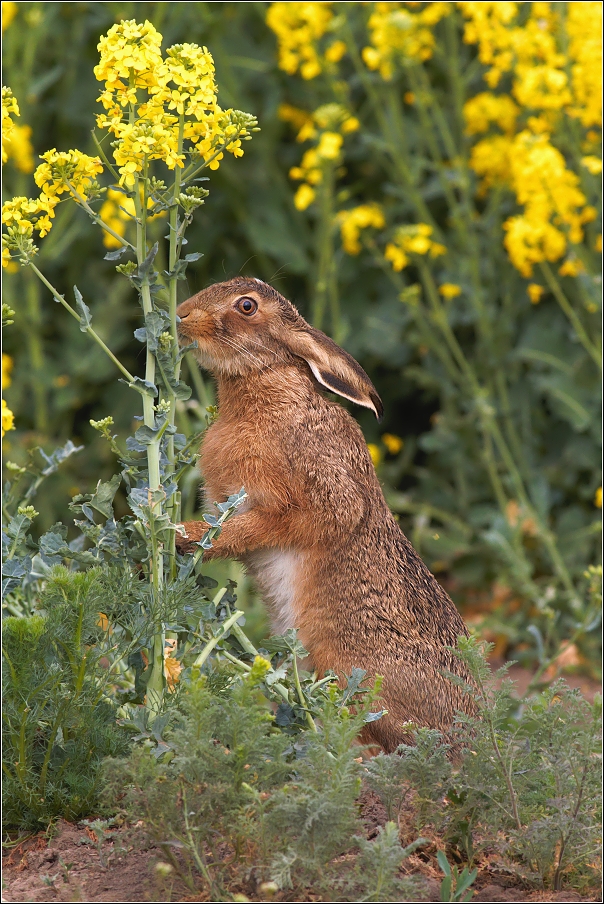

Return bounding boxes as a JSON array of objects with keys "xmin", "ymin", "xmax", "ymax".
[{"xmin": 176, "ymin": 299, "xmax": 195, "ymax": 319}]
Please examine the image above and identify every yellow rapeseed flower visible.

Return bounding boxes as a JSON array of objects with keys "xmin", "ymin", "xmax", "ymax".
[
  {"xmin": 463, "ymin": 92, "xmax": 519, "ymax": 136},
  {"xmin": 294, "ymin": 183, "xmax": 316, "ymax": 210},
  {"xmin": 566, "ymin": 2, "xmax": 602, "ymax": 128},
  {"xmin": 337, "ymin": 204, "xmax": 385, "ymax": 255},
  {"xmin": 385, "ymin": 223, "xmax": 446, "ymax": 271},
  {"xmin": 502, "ymin": 131, "xmax": 589, "ymax": 276},
  {"xmin": 2, "ymin": 86, "xmax": 19, "ymax": 164},
  {"xmin": 595, "ymin": 487, "xmax": 602, "ymax": 509},
  {"xmin": 363, "ymin": 2, "xmax": 451, "ymax": 79},
  {"xmin": 266, "ymin": 2, "xmax": 334, "ymax": 79},
  {"xmin": 2, "ymin": 2, "xmax": 18, "ymax": 31},
  {"xmin": 382, "ymin": 433, "xmax": 403, "ymax": 455},
  {"xmin": 367, "ymin": 443, "xmax": 381, "ymax": 467},
  {"xmin": 2, "ymin": 398, "xmax": 15, "ymax": 437},
  {"xmin": 287, "ymin": 104, "xmax": 358, "ymax": 203},
  {"xmin": 527, "ymin": 283, "xmax": 544, "ymax": 304},
  {"xmin": 248, "ymin": 655, "xmax": 272, "ymax": 684},
  {"xmin": 34, "ymin": 149, "xmax": 104, "ymax": 201},
  {"xmin": 2, "ymin": 354, "xmax": 13, "ymax": 388},
  {"xmin": 558, "ymin": 258, "xmax": 584, "ymax": 278},
  {"xmin": 581, "ymin": 156, "xmax": 602, "ymax": 175},
  {"xmin": 3, "ymin": 123, "xmax": 35, "ymax": 173},
  {"xmin": 439, "ymin": 283, "xmax": 462, "ymax": 299}
]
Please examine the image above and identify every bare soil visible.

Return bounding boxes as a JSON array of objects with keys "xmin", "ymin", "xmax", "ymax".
[{"xmin": 3, "ymin": 666, "xmax": 600, "ymax": 904}]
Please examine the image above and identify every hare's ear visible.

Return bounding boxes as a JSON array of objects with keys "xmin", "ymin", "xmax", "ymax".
[{"xmin": 288, "ymin": 326, "xmax": 384, "ymax": 420}]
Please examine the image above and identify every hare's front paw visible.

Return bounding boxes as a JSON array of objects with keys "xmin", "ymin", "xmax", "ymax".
[{"xmin": 175, "ymin": 522, "xmax": 205, "ymax": 555}]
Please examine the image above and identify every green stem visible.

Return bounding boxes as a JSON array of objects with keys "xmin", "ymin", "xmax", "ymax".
[
  {"xmin": 133, "ymin": 158, "xmax": 164, "ymax": 710},
  {"xmin": 27, "ymin": 262, "xmax": 136, "ymax": 383},
  {"xmin": 312, "ymin": 163, "xmax": 337, "ymax": 331},
  {"xmin": 193, "ymin": 609, "xmax": 246, "ymax": 670},
  {"xmin": 65, "ymin": 179, "xmax": 136, "ymax": 251},
  {"xmin": 23, "ymin": 269, "xmax": 48, "ymax": 433},
  {"xmin": 292, "ymin": 655, "xmax": 317, "ymax": 732},
  {"xmin": 341, "ymin": 18, "xmax": 439, "ymax": 234},
  {"xmin": 540, "ymin": 262, "xmax": 601, "ymax": 369}
]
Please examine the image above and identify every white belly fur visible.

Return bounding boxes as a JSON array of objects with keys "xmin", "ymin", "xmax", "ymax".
[{"xmin": 243, "ymin": 549, "xmax": 301, "ymax": 634}]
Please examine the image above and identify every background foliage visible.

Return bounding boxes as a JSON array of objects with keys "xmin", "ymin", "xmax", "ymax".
[{"xmin": 2, "ymin": 1, "xmax": 602, "ymax": 671}]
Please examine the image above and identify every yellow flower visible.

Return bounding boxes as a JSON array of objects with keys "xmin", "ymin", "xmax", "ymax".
[
  {"xmin": 367, "ymin": 443, "xmax": 381, "ymax": 467},
  {"xmin": 363, "ymin": 1, "xmax": 451, "ymax": 79},
  {"xmin": 2, "ymin": 397, "xmax": 15, "ymax": 437},
  {"xmin": 566, "ymin": 2, "xmax": 602, "ymax": 128},
  {"xmin": 595, "ymin": 235, "xmax": 602, "ymax": 253},
  {"xmin": 404, "ymin": 92, "xmax": 415, "ymax": 104},
  {"xmin": 2, "ymin": 86, "xmax": 19, "ymax": 164},
  {"xmin": 463, "ymin": 92, "xmax": 519, "ymax": 136},
  {"xmin": 94, "ymin": 19, "xmax": 165, "ymax": 103},
  {"xmin": 503, "ymin": 215, "xmax": 566, "ymax": 279},
  {"xmin": 3, "ymin": 123, "xmax": 35, "ymax": 173},
  {"xmin": 439, "ymin": 283, "xmax": 461, "ymax": 299},
  {"xmin": 595, "ymin": 487, "xmax": 602, "ymax": 509},
  {"xmin": 325, "ymin": 40, "xmax": 347, "ymax": 64},
  {"xmin": 469, "ymin": 135, "xmax": 513, "ymax": 194},
  {"xmin": 278, "ymin": 103, "xmax": 313, "ymax": 135},
  {"xmin": 581, "ymin": 156, "xmax": 602, "ymax": 175},
  {"xmin": 2, "ymin": 194, "xmax": 59, "ymax": 240},
  {"xmin": 34, "ymin": 149, "xmax": 104, "ymax": 201},
  {"xmin": 294, "ymin": 183, "xmax": 316, "ymax": 210},
  {"xmin": 384, "ymin": 242, "xmax": 409, "ymax": 272},
  {"xmin": 500, "ymin": 131, "xmax": 590, "ymax": 276},
  {"xmin": 2, "ymin": 354, "xmax": 13, "ymax": 388},
  {"xmin": 316, "ymin": 130, "xmax": 342, "ymax": 161},
  {"xmin": 2, "ymin": 2, "xmax": 17, "ymax": 31},
  {"xmin": 287, "ymin": 104, "xmax": 358, "ymax": 202},
  {"xmin": 382, "ymin": 433, "xmax": 403, "ymax": 455},
  {"xmin": 266, "ymin": 2, "xmax": 333, "ymax": 79},
  {"xmin": 527, "ymin": 283, "xmax": 544, "ymax": 304},
  {"xmin": 248, "ymin": 655, "xmax": 272, "ymax": 684},
  {"xmin": 385, "ymin": 222, "xmax": 446, "ymax": 271},
  {"xmin": 337, "ymin": 204, "xmax": 385, "ymax": 255},
  {"xmin": 558, "ymin": 258, "xmax": 584, "ymax": 278}
]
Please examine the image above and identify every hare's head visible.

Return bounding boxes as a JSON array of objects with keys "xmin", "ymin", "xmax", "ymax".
[{"xmin": 177, "ymin": 277, "xmax": 383, "ymax": 418}]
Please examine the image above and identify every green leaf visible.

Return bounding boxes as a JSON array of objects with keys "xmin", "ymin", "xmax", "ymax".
[{"xmin": 73, "ymin": 285, "xmax": 92, "ymax": 332}]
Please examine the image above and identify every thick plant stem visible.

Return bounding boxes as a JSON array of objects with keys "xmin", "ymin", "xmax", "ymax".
[
  {"xmin": 134, "ymin": 172, "xmax": 164, "ymax": 710},
  {"xmin": 167, "ymin": 114, "xmax": 185, "ymax": 579}
]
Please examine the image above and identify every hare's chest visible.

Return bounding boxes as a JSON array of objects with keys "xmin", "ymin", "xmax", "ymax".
[{"xmin": 244, "ymin": 549, "xmax": 302, "ymax": 634}]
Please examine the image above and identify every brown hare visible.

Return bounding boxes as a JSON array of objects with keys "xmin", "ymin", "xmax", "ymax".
[{"xmin": 176, "ymin": 276, "xmax": 473, "ymax": 752}]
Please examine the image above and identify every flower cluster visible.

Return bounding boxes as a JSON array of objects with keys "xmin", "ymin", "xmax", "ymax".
[
  {"xmin": 94, "ymin": 21, "xmax": 257, "ymax": 187},
  {"xmin": 287, "ymin": 104, "xmax": 359, "ymax": 210},
  {"xmin": 385, "ymin": 223, "xmax": 446, "ymax": 272},
  {"xmin": 460, "ymin": 2, "xmax": 601, "ymax": 279},
  {"xmin": 34, "ymin": 149, "xmax": 104, "ymax": 201},
  {"xmin": 2, "ymin": 86, "xmax": 19, "ymax": 163},
  {"xmin": 503, "ymin": 132, "xmax": 594, "ymax": 277},
  {"xmin": 266, "ymin": 2, "xmax": 345, "ymax": 80},
  {"xmin": 2, "ymin": 194, "xmax": 58, "ymax": 247},
  {"xmin": 363, "ymin": 2, "xmax": 451, "ymax": 79},
  {"xmin": 1, "ymin": 398, "xmax": 14, "ymax": 437},
  {"xmin": 566, "ymin": 2, "xmax": 602, "ymax": 128},
  {"xmin": 337, "ymin": 204, "xmax": 385, "ymax": 255},
  {"xmin": 464, "ymin": 92, "xmax": 519, "ymax": 136}
]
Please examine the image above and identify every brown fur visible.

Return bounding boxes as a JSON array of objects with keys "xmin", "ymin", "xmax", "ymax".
[{"xmin": 177, "ymin": 277, "xmax": 474, "ymax": 752}]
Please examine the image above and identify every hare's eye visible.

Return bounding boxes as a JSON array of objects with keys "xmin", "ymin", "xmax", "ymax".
[{"xmin": 236, "ymin": 296, "xmax": 258, "ymax": 316}]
